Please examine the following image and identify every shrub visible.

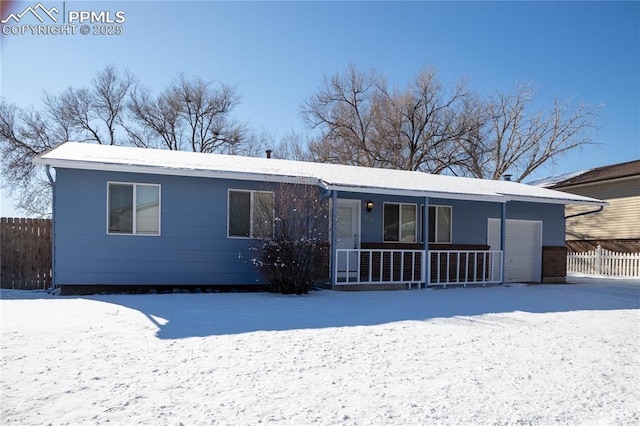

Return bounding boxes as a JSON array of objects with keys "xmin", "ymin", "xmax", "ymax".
[
  {"xmin": 252, "ymin": 183, "xmax": 328, "ymax": 294},
  {"xmin": 254, "ymin": 237, "xmax": 319, "ymax": 294}
]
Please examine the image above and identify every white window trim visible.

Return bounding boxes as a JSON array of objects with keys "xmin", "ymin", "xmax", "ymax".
[
  {"xmin": 227, "ymin": 189, "xmax": 274, "ymax": 239},
  {"xmin": 383, "ymin": 202, "xmax": 418, "ymax": 243},
  {"xmin": 106, "ymin": 181, "xmax": 161, "ymax": 236},
  {"xmin": 423, "ymin": 204, "xmax": 452, "ymax": 244}
]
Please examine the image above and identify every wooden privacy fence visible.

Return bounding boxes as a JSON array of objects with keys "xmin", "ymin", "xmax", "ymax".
[
  {"xmin": 1, "ymin": 218, "xmax": 52, "ymax": 289},
  {"xmin": 567, "ymin": 245, "xmax": 640, "ymax": 278}
]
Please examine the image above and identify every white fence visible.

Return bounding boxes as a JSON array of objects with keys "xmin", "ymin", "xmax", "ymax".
[{"xmin": 567, "ymin": 246, "xmax": 640, "ymax": 278}]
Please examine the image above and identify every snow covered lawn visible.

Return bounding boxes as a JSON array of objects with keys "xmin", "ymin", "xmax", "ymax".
[{"xmin": 2, "ymin": 278, "xmax": 639, "ymax": 425}]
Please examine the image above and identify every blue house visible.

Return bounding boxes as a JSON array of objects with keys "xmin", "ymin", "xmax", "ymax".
[{"xmin": 34, "ymin": 142, "xmax": 605, "ymax": 293}]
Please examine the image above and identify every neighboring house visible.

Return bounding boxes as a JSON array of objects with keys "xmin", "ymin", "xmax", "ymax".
[
  {"xmin": 33, "ymin": 142, "xmax": 605, "ymax": 294},
  {"xmin": 535, "ymin": 160, "xmax": 640, "ymax": 253}
]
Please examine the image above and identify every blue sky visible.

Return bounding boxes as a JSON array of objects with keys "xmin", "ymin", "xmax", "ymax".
[{"xmin": 1, "ymin": 1, "xmax": 638, "ymax": 216}]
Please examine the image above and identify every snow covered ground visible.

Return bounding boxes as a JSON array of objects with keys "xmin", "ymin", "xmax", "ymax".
[{"xmin": 1, "ymin": 278, "xmax": 639, "ymax": 425}]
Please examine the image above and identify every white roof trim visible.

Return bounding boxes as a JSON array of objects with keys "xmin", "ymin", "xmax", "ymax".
[
  {"xmin": 324, "ymin": 183, "xmax": 507, "ymax": 203},
  {"xmin": 34, "ymin": 157, "xmax": 320, "ymax": 186},
  {"xmin": 33, "ymin": 142, "xmax": 606, "ymax": 207},
  {"xmin": 498, "ymin": 193, "xmax": 608, "ymax": 207}
]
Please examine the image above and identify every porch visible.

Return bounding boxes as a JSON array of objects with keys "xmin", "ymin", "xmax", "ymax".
[{"xmin": 334, "ymin": 247, "xmax": 503, "ymax": 289}]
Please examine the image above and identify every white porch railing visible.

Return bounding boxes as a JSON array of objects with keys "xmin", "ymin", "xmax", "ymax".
[
  {"xmin": 429, "ymin": 250, "xmax": 503, "ymax": 287},
  {"xmin": 567, "ymin": 246, "xmax": 640, "ymax": 278},
  {"xmin": 335, "ymin": 249, "xmax": 425, "ymax": 287},
  {"xmin": 334, "ymin": 249, "xmax": 503, "ymax": 288}
]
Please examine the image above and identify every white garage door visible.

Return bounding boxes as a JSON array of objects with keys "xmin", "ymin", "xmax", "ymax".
[{"xmin": 488, "ymin": 219, "xmax": 542, "ymax": 283}]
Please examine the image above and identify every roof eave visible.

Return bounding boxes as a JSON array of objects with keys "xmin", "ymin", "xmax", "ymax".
[
  {"xmin": 33, "ymin": 157, "xmax": 320, "ymax": 186},
  {"xmin": 34, "ymin": 155, "xmax": 604, "ymax": 206},
  {"xmin": 326, "ymin": 183, "xmax": 508, "ymax": 203},
  {"xmin": 504, "ymin": 193, "xmax": 608, "ymax": 207},
  {"xmin": 551, "ymin": 174, "xmax": 640, "ymax": 190}
]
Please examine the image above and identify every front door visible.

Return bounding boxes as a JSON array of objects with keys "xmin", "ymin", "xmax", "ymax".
[{"xmin": 336, "ymin": 199, "xmax": 360, "ymax": 281}]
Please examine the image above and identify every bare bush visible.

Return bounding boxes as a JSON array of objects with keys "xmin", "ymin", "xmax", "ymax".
[{"xmin": 252, "ymin": 183, "xmax": 329, "ymax": 294}]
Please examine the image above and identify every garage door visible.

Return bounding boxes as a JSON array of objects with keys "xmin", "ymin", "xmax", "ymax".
[{"xmin": 488, "ymin": 219, "xmax": 542, "ymax": 283}]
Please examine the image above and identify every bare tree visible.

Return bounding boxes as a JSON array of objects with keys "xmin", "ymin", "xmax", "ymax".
[
  {"xmin": 373, "ymin": 68, "xmax": 470, "ymax": 173},
  {"xmin": 302, "ymin": 66, "xmax": 475, "ymax": 172},
  {"xmin": 234, "ymin": 129, "xmax": 272, "ymax": 158},
  {"xmin": 270, "ymin": 131, "xmax": 314, "ymax": 161},
  {"xmin": 0, "ymin": 66, "xmax": 135, "ymax": 216},
  {"xmin": 127, "ymin": 73, "xmax": 245, "ymax": 153},
  {"xmin": 1, "ymin": 67, "xmax": 250, "ymax": 215},
  {"xmin": 303, "ymin": 67, "xmax": 599, "ymax": 182},
  {"xmin": 302, "ymin": 64, "xmax": 382, "ymax": 167},
  {"xmin": 55, "ymin": 65, "xmax": 135, "ymax": 145},
  {"xmin": 89, "ymin": 65, "xmax": 135, "ymax": 145},
  {"xmin": 0, "ymin": 100, "xmax": 62, "ymax": 216},
  {"xmin": 126, "ymin": 85, "xmax": 181, "ymax": 150},
  {"xmin": 440, "ymin": 93, "xmax": 491, "ymax": 177},
  {"xmin": 460, "ymin": 84, "xmax": 599, "ymax": 182}
]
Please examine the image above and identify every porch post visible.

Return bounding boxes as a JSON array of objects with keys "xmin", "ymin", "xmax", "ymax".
[
  {"xmin": 500, "ymin": 202, "xmax": 507, "ymax": 284},
  {"xmin": 330, "ymin": 190, "xmax": 338, "ymax": 286},
  {"xmin": 46, "ymin": 165, "xmax": 56, "ymax": 290},
  {"xmin": 423, "ymin": 196, "xmax": 429, "ymax": 288}
]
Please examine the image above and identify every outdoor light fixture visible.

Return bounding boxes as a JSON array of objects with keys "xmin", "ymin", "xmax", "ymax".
[{"xmin": 366, "ymin": 200, "xmax": 374, "ymax": 212}]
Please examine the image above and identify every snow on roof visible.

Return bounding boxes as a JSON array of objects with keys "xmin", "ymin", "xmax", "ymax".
[
  {"xmin": 528, "ymin": 160, "xmax": 640, "ymax": 189},
  {"xmin": 34, "ymin": 142, "xmax": 606, "ymax": 206},
  {"xmin": 527, "ymin": 169, "xmax": 593, "ymax": 188},
  {"xmin": 548, "ymin": 160, "xmax": 640, "ymax": 188}
]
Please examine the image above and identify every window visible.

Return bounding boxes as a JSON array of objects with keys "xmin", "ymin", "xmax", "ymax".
[
  {"xmin": 427, "ymin": 205, "xmax": 452, "ymax": 244},
  {"xmin": 108, "ymin": 183, "xmax": 160, "ymax": 235},
  {"xmin": 383, "ymin": 203, "xmax": 417, "ymax": 242},
  {"xmin": 228, "ymin": 190, "xmax": 274, "ymax": 238}
]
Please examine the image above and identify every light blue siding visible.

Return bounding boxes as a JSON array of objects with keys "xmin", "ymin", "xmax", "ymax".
[
  {"xmin": 447, "ymin": 199, "xmax": 565, "ymax": 246},
  {"xmin": 503, "ymin": 201, "xmax": 566, "ymax": 246},
  {"xmin": 436, "ymin": 198, "xmax": 500, "ymax": 246},
  {"xmin": 54, "ymin": 168, "xmax": 265, "ymax": 286},
  {"xmin": 53, "ymin": 169, "xmax": 566, "ymax": 287},
  {"xmin": 339, "ymin": 193, "xmax": 564, "ymax": 247},
  {"xmin": 359, "ymin": 193, "xmax": 399, "ymax": 243},
  {"xmin": 347, "ymin": 193, "xmax": 502, "ymax": 245}
]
